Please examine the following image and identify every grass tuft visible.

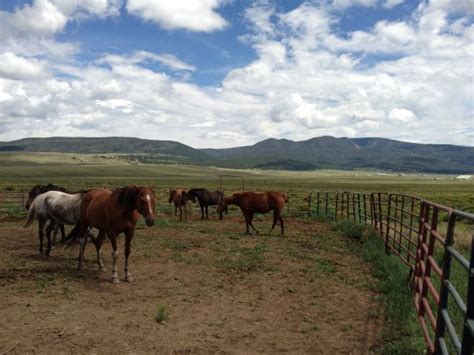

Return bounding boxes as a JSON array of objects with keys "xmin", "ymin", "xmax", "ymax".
[{"xmin": 155, "ymin": 304, "xmax": 170, "ymax": 324}]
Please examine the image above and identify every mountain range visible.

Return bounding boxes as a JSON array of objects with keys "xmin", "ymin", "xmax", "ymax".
[{"xmin": 0, "ymin": 136, "xmax": 473, "ymax": 173}]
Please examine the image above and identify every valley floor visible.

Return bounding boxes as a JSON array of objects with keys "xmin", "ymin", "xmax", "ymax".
[{"xmin": 0, "ymin": 216, "xmax": 384, "ymax": 354}]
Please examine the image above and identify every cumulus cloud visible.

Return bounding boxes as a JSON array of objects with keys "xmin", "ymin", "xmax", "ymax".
[
  {"xmin": 0, "ymin": 0, "xmax": 472, "ymax": 148},
  {"xmin": 0, "ymin": 52, "xmax": 49, "ymax": 80},
  {"xmin": 126, "ymin": 0, "xmax": 227, "ymax": 32}
]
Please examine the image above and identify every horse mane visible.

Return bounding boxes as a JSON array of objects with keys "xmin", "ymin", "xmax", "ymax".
[{"xmin": 114, "ymin": 186, "xmax": 139, "ymax": 212}]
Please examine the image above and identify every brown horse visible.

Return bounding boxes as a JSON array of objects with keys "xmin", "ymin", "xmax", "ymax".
[
  {"xmin": 168, "ymin": 189, "xmax": 189, "ymax": 221},
  {"xmin": 74, "ymin": 185, "xmax": 155, "ymax": 283},
  {"xmin": 217, "ymin": 191, "xmax": 287, "ymax": 235}
]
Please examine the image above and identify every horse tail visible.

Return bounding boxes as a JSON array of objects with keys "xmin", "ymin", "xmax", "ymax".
[
  {"xmin": 24, "ymin": 202, "xmax": 37, "ymax": 228},
  {"xmin": 168, "ymin": 190, "xmax": 174, "ymax": 203}
]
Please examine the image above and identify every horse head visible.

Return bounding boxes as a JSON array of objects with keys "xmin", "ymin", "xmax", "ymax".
[
  {"xmin": 25, "ymin": 185, "xmax": 43, "ymax": 210},
  {"xmin": 186, "ymin": 190, "xmax": 197, "ymax": 203},
  {"xmin": 216, "ymin": 196, "xmax": 228, "ymax": 220},
  {"xmin": 118, "ymin": 186, "xmax": 155, "ymax": 227}
]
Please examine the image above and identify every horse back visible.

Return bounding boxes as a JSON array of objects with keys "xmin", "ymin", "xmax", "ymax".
[
  {"xmin": 82, "ymin": 189, "xmax": 112, "ymax": 229},
  {"xmin": 240, "ymin": 191, "xmax": 285, "ymax": 213}
]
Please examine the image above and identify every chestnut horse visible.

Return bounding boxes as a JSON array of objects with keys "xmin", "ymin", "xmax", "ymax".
[
  {"xmin": 168, "ymin": 189, "xmax": 189, "ymax": 221},
  {"xmin": 217, "ymin": 191, "xmax": 287, "ymax": 235},
  {"xmin": 74, "ymin": 186, "xmax": 155, "ymax": 284}
]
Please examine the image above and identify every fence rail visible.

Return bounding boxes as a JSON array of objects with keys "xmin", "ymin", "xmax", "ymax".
[{"xmin": 1, "ymin": 186, "xmax": 472, "ymax": 353}]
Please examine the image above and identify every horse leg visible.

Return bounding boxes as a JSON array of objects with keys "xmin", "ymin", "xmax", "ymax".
[
  {"xmin": 243, "ymin": 212, "xmax": 252, "ymax": 235},
  {"xmin": 124, "ymin": 229, "xmax": 134, "ymax": 282},
  {"xmin": 279, "ymin": 215, "xmax": 284, "ymax": 236},
  {"xmin": 248, "ymin": 213, "xmax": 259, "ymax": 234},
  {"xmin": 95, "ymin": 231, "xmax": 106, "ymax": 272},
  {"xmin": 108, "ymin": 233, "xmax": 120, "ymax": 284},
  {"xmin": 38, "ymin": 219, "xmax": 46, "ymax": 254},
  {"xmin": 270, "ymin": 210, "xmax": 280, "ymax": 235},
  {"xmin": 200, "ymin": 204, "xmax": 204, "ymax": 220},
  {"xmin": 205, "ymin": 205, "xmax": 209, "ymax": 220},
  {"xmin": 184, "ymin": 203, "xmax": 187, "ymax": 222},
  {"xmin": 174, "ymin": 205, "xmax": 177, "ymax": 217},
  {"xmin": 60, "ymin": 224, "xmax": 66, "ymax": 242},
  {"xmin": 77, "ymin": 225, "xmax": 89, "ymax": 271},
  {"xmin": 45, "ymin": 220, "xmax": 55, "ymax": 256},
  {"xmin": 179, "ymin": 206, "xmax": 183, "ymax": 221}
]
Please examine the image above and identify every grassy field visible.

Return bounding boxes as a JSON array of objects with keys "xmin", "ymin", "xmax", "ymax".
[
  {"xmin": 0, "ymin": 152, "xmax": 472, "ymax": 352},
  {"xmin": 0, "ymin": 152, "xmax": 473, "ymax": 208}
]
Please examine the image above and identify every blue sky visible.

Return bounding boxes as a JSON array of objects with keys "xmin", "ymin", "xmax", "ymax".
[{"xmin": 0, "ymin": 0, "xmax": 472, "ymax": 148}]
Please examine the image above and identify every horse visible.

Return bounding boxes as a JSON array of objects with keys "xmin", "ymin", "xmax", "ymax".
[
  {"xmin": 24, "ymin": 190, "xmax": 87, "ymax": 255},
  {"xmin": 187, "ymin": 188, "xmax": 227, "ymax": 220},
  {"xmin": 217, "ymin": 191, "xmax": 287, "ymax": 235},
  {"xmin": 73, "ymin": 185, "xmax": 155, "ymax": 284},
  {"xmin": 25, "ymin": 183, "xmax": 67, "ymax": 242},
  {"xmin": 168, "ymin": 189, "xmax": 190, "ymax": 221}
]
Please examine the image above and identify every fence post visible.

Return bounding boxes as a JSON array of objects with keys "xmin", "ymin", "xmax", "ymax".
[
  {"xmin": 385, "ymin": 194, "xmax": 392, "ymax": 255},
  {"xmin": 461, "ymin": 234, "xmax": 474, "ymax": 355},
  {"xmin": 434, "ymin": 212, "xmax": 455, "ymax": 354},
  {"xmin": 352, "ymin": 193, "xmax": 356, "ymax": 222},
  {"xmin": 341, "ymin": 192, "xmax": 344, "ymax": 220},
  {"xmin": 307, "ymin": 191, "xmax": 311, "ymax": 217},
  {"xmin": 325, "ymin": 192, "xmax": 329, "ymax": 217},
  {"xmin": 316, "ymin": 192, "xmax": 320, "ymax": 216}
]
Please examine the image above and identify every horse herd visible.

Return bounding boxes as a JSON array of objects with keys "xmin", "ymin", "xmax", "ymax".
[{"xmin": 23, "ymin": 184, "xmax": 287, "ymax": 284}]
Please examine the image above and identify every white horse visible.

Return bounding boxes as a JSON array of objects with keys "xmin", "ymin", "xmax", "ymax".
[{"xmin": 24, "ymin": 191, "xmax": 87, "ymax": 255}]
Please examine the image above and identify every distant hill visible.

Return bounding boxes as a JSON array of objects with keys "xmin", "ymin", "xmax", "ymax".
[
  {"xmin": 202, "ymin": 136, "xmax": 474, "ymax": 173},
  {"xmin": 0, "ymin": 137, "xmax": 214, "ymax": 165},
  {"xmin": 0, "ymin": 136, "xmax": 473, "ymax": 173}
]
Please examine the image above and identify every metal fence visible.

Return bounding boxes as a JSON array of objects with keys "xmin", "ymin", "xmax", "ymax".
[
  {"xmin": 1, "ymin": 186, "xmax": 472, "ymax": 353},
  {"xmin": 307, "ymin": 191, "xmax": 473, "ymax": 354}
]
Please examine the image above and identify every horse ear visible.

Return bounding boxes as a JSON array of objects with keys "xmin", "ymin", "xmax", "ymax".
[{"xmin": 118, "ymin": 186, "xmax": 138, "ymax": 211}]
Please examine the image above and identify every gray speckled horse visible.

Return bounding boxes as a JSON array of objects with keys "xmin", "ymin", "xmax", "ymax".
[{"xmin": 24, "ymin": 191, "xmax": 87, "ymax": 255}]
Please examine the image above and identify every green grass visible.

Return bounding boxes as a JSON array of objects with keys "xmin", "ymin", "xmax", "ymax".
[
  {"xmin": 336, "ymin": 221, "xmax": 425, "ymax": 353},
  {"xmin": 155, "ymin": 304, "xmax": 170, "ymax": 324}
]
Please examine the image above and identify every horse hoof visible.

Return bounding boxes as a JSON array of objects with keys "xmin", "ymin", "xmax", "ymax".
[
  {"xmin": 125, "ymin": 275, "xmax": 134, "ymax": 283},
  {"xmin": 99, "ymin": 266, "xmax": 106, "ymax": 272},
  {"xmin": 77, "ymin": 264, "xmax": 83, "ymax": 271},
  {"xmin": 112, "ymin": 277, "xmax": 120, "ymax": 284}
]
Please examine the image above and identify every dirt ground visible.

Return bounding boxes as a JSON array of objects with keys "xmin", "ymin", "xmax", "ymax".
[{"xmin": 0, "ymin": 214, "xmax": 384, "ymax": 354}]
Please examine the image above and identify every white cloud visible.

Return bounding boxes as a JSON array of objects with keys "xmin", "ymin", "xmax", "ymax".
[
  {"xmin": 0, "ymin": 52, "xmax": 49, "ymax": 80},
  {"xmin": 126, "ymin": 0, "xmax": 227, "ymax": 32},
  {"xmin": 383, "ymin": 0, "xmax": 405, "ymax": 9},
  {"xmin": 0, "ymin": 0, "xmax": 472, "ymax": 148},
  {"xmin": 99, "ymin": 51, "xmax": 196, "ymax": 71}
]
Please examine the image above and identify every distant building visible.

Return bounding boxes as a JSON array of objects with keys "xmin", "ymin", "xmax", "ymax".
[{"xmin": 455, "ymin": 175, "xmax": 473, "ymax": 180}]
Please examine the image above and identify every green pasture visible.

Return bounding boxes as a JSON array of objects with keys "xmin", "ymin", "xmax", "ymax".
[{"xmin": 0, "ymin": 152, "xmax": 472, "ymax": 209}]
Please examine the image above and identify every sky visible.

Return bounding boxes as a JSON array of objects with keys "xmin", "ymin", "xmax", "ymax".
[{"xmin": 0, "ymin": 0, "xmax": 472, "ymax": 148}]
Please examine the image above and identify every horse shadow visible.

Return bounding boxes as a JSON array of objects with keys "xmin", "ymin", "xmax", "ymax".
[{"xmin": 13, "ymin": 248, "xmax": 120, "ymax": 291}]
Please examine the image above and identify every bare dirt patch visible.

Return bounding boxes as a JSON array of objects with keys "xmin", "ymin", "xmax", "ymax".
[{"xmin": 0, "ymin": 215, "xmax": 383, "ymax": 354}]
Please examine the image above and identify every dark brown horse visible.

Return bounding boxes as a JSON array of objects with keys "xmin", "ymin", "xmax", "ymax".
[
  {"xmin": 187, "ymin": 188, "xmax": 226, "ymax": 220},
  {"xmin": 74, "ymin": 186, "xmax": 155, "ymax": 283},
  {"xmin": 217, "ymin": 191, "xmax": 287, "ymax": 235},
  {"xmin": 25, "ymin": 183, "xmax": 67, "ymax": 242},
  {"xmin": 168, "ymin": 189, "xmax": 190, "ymax": 221}
]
